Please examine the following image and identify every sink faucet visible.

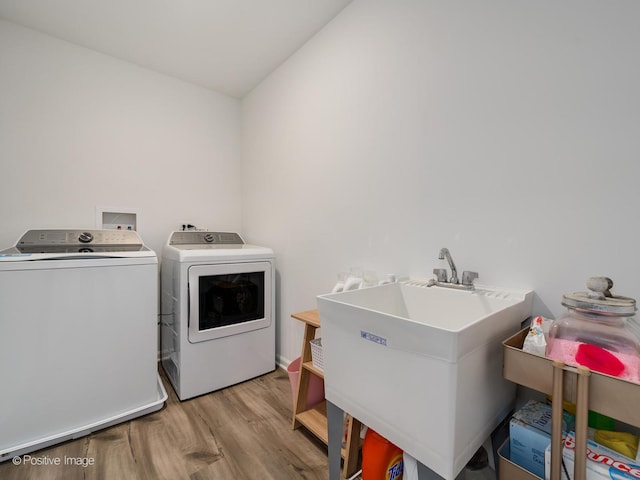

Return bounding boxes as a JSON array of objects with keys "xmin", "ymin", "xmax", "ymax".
[
  {"xmin": 434, "ymin": 248, "xmax": 478, "ymax": 290},
  {"xmin": 438, "ymin": 248, "xmax": 459, "ymax": 284}
]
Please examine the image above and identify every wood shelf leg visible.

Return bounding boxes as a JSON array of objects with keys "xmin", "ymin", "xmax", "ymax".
[
  {"xmin": 292, "ymin": 323, "xmax": 318, "ymax": 429},
  {"xmin": 342, "ymin": 415, "xmax": 361, "ymax": 479}
]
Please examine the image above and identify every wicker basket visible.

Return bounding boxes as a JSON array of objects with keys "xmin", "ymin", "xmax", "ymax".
[{"xmin": 310, "ymin": 337, "xmax": 324, "ymax": 371}]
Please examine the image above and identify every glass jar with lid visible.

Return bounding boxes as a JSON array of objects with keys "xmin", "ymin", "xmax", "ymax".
[{"xmin": 546, "ymin": 276, "xmax": 640, "ymax": 383}]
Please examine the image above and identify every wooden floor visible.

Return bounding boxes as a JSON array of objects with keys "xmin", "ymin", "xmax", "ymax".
[{"xmin": 0, "ymin": 367, "xmax": 332, "ymax": 480}]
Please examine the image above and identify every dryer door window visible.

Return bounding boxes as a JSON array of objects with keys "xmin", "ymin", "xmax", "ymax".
[{"xmin": 188, "ymin": 261, "xmax": 272, "ymax": 343}]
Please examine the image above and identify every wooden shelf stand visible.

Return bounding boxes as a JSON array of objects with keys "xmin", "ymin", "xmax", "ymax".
[{"xmin": 291, "ymin": 309, "xmax": 361, "ymax": 479}]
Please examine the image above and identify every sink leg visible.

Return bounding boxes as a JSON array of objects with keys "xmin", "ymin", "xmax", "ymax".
[
  {"xmin": 417, "ymin": 461, "xmax": 467, "ymax": 480},
  {"xmin": 417, "ymin": 461, "xmax": 443, "ymax": 479},
  {"xmin": 327, "ymin": 400, "xmax": 343, "ymax": 480}
]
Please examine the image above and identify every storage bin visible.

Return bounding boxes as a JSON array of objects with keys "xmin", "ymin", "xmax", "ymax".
[
  {"xmin": 310, "ymin": 337, "xmax": 324, "ymax": 370},
  {"xmin": 287, "ymin": 357, "xmax": 325, "ymax": 409}
]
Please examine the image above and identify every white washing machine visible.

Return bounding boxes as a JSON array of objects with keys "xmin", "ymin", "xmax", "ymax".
[
  {"xmin": 0, "ymin": 229, "xmax": 166, "ymax": 462},
  {"xmin": 161, "ymin": 231, "xmax": 276, "ymax": 400}
]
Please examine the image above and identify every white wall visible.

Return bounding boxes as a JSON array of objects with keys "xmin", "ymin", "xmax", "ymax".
[
  {"xmin": 241, "ymin": 0, "xmax": 640, "ymax": 366},
  {"xmin": 3, "ymin": 2, "xmax": 640, "ymax": 369},
  {"xmin": 0, "ymin": 19, "xmax": 242, "ymax": 256}
]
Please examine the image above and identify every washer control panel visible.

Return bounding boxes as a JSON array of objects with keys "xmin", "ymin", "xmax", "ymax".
[
  {"xmin": 9, "ymin": 229, "xmax": 148, "ymax": 253},
  {"xmin": 17, "ymin": 229, "xmax": 143, "ymax": 246}
]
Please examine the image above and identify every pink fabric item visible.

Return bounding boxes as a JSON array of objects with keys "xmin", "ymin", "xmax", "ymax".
[{"xmin": 546, "ymin": 338, "xmax": 640, "ymax": 383}]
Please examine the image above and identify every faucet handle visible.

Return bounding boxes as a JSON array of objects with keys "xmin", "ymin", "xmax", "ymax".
[
  {"xmin": 433, "ymin": 268, "xmax": 448, "ymax": 282},
  {"xmin": 462, "ymin": 271, "xmax": 479, "ymax": 286}
]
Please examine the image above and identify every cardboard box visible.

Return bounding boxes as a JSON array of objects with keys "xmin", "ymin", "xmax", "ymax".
[
  {"xmin": 544, "ymin": 432, "xmax": 640, "ymax": 480},
  {"xmin": 510, "ymin": 400, "xmax": 555, "ymax": 478}
]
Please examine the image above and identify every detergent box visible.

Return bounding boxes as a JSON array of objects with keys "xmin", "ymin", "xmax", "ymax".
[
  {"xmin": 510, "ymin": 400, "xmax": 557, "ymax": 478},
  {"xmin": 544, "ymin": 432, "xmax": 640, "ymax": 480}
]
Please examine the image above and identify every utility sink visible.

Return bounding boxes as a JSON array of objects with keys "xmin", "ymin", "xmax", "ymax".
[{"xmin": 317, "ymin": 281, "xmax": 533, "ymax": 480}]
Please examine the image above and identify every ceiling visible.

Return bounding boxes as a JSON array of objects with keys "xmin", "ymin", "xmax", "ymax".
[{"xmin": 0, "ymin": 0, "xmax": 353, "ymax": 98}]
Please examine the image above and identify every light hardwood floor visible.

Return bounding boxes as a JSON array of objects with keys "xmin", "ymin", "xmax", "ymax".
[
  {"xmin": 1, "ymin": 367, "xmax": 499, "ymax": 480},
  {"xmin": 1, "ymin": 367, "xmax": 331, "ymax": 480}
]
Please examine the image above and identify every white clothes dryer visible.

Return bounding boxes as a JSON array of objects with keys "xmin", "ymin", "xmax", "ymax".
[
  {"xmin": 161, "ymin": 231, "xmax": 275, "ymax": 400},
  {"xmin": 0, "ymin": 229, "xmax": 165, "ymax": 462}
]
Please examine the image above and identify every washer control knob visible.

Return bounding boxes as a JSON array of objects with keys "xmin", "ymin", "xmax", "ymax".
[
  {"xmin": 78, "ymin": 232, "xmax": 94, "ymax": 243},
  {"xmin": 204, "ymin": 233, "xmax": 215, "ymax": 243}
]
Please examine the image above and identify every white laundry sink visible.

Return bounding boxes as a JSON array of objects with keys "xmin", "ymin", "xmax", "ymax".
[{"xmin": 317, "ymin": 282, "xmax": 533, "ymax": 480}]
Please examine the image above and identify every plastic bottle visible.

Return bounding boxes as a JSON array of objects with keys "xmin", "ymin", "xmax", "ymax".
[
  {"xmin": 331, "ymin": 272, "xmax": 347, "ymax": 293},
  {"xmin": 342, "ymin": 267, "xmax": 363, "ymax": 291},
  {"xmin": 362, "ymin": 428, "xmax": 404, "ymax": 480}
]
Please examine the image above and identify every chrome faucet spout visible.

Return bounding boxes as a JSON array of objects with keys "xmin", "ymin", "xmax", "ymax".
[{"xmin": 438, "ymin": 248, "xmax": 459, "ymax": 284}]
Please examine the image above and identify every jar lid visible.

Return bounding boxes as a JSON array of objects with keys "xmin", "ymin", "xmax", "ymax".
[{"xmin": 562, "ymin": 276, "xmax": 636, "ymax": 316}]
